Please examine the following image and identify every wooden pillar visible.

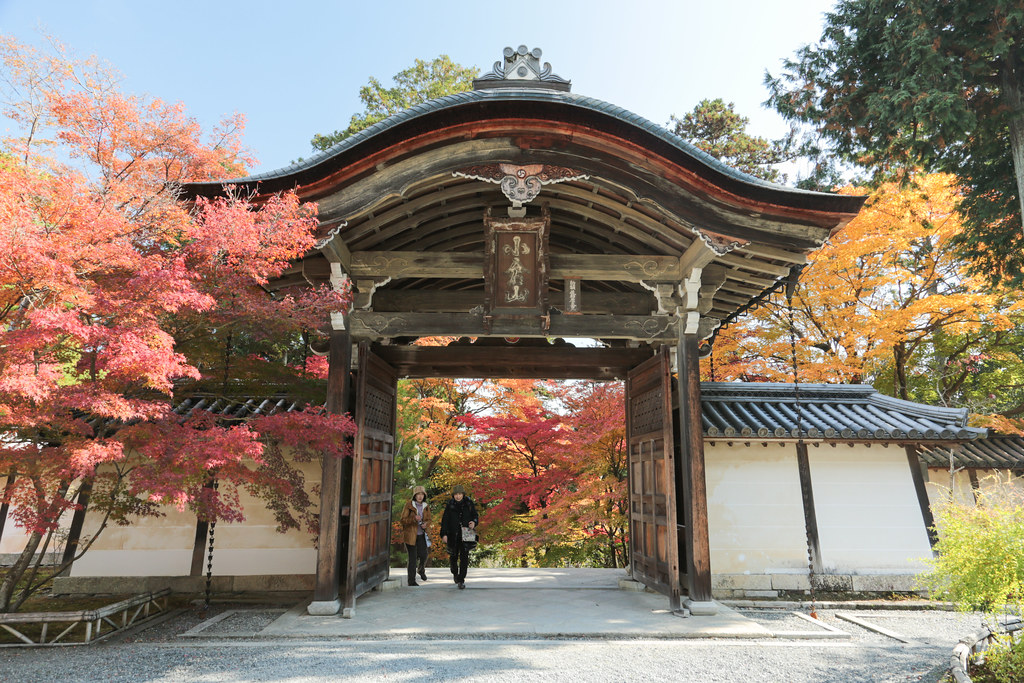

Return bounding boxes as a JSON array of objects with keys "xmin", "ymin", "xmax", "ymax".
[
  {"xmin": 190, "ymin": 479, "xmax": 218, "ymax": 577},
  {"xmin": 676, "ymin": 332, "xmax": 713, "ymax": 606},
  {"xmin": 795, "ymin": 444, "xmax": 824, "ymax": 574},
  {"xmin": 190, "ymin": 518, "xmax": 210, "ymax": 577},
  {"xmin": 310, "ymin": 327, "xmax": 352, "ymax": 614},
  {"xmin": 905, "ymin": 446, "xmax": 938, "ymax": 549},
  {"xmin": 968, "ymin": 468, "xmax": 982, "ymax": 504}
]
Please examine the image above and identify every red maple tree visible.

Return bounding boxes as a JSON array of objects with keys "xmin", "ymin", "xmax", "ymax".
[
  {"xmin": 0, "ymin": 36, "xmax": 352, "ymax": 611},
  {"xmin": 457, "ymin": 379, "xmax": 629, "ymax": 567}
]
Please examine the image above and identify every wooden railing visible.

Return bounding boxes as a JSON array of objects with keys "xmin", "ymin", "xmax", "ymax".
[{"xmin": 0, "ymin": 589, "xmax": 171, "ymax": 646}]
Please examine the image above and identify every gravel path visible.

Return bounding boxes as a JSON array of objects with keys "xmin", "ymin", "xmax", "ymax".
[{"xmin": 0, "ymin": 605, "xmax": 979, "ymax": 682}]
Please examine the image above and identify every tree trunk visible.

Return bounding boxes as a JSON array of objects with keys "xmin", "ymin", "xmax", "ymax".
[
  {"xmin": 0, "ymin": 478, "xmax": 71, "ymax": 612},
  {"xmin": 13, "ymin": 526, "xmax": 56, "ymax": 611},
  {"xmin": 1002, "ymin": 57, "xmax": 1024, "ymax": 235},
  {"xmin": 893, "ymin": 343, "xmax": 910, "ymax": 400},
  {"xmin": 0, "ymin": 530, "xmax": 44, "ymax": 612}
]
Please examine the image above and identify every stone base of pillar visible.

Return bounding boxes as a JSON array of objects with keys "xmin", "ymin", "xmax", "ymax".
[
  {"xmin": 684, "ymin": 598, "xmax": 719, "ymax": 616},
  {"xmin": 307, "ymin": 599, "xmax": 341, "ymax": 616},
  {"xmin": 617, "ymin": 578, "xmax": 647, "ymax": 592}
]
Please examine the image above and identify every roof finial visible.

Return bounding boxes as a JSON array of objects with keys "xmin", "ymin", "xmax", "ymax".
[{"xmin": 473, "ymin": 45, "xmax": 571, "ymax": 92}]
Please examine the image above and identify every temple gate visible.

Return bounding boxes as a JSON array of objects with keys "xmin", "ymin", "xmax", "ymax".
[{"xmin": 183, "ymin": 45, "xmax": 864, "ymax": 617}]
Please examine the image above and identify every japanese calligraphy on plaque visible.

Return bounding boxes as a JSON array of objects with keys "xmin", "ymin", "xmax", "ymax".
[
  {"xmin": 484, "ymin": 209, "xmax": 550, "ymax": 327},
  {"xmin": 564, "ymin": 277, "xmax": 581, "ymax": 314}
]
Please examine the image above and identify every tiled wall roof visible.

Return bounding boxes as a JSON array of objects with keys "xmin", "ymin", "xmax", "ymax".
[
  {"xmin": 700, "ymin": 383, "xmax": 985, "ymax": 442},
  {"xmin": 918, "ymin": 436, "xmax": 1024, "ymax": 469}
]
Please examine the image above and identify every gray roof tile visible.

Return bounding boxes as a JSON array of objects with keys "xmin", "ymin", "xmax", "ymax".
[
  {"xmin": 164, "ymin": 383, "xmax": 988, "ymax": 447},
  {"xmin": 700, "ymin": 382, "xmax": 986, "ymax": 442},
  {"xmin": 920, "ymin": 436, "xmax": 1024, "ymax": 469}
]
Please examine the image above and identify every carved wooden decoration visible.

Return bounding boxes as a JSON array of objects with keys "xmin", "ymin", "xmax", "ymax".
[
  {"xmin": 455, "ymin": 164, "xmax": 587, "ymax": 216},
  {"xmin": 484, "ymin": 208, "xmax": 550, "ymax": 331},
  {"xmin": 564, "ymin": 277, "xmax": 581, "ymax": 314}
]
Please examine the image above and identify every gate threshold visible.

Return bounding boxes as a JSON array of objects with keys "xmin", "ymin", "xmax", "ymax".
[{"xmin": 259, "ymin": 569, "xmax": 771, "ymax": 639}]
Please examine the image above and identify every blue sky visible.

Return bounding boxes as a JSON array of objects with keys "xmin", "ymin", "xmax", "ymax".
[{"xmin": 1, "ymin": 0, "xmax": 837, "ymax": 175}]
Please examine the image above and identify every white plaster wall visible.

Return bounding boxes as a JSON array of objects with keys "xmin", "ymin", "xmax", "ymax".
[
  {"xmin": 705, "ymin": 443, "xmax": 809, "ymax": 574},
  {"xmin": 211, "ymin": 458, "xmax": 319, "ymax": 575},
  {"xmin": 925, "ymin": 468, "xmax": 1024, "ymax": 509},
  {"xmin": 924, "ymin": 467, "xmax": 976, "ymax": 507},
  {"xmin": 1, "ymin": 495, "xmax": 78, "ymax": 560},
  {"xmin": 71, "ymin": 503, "xmax": 195, "ymax": 577},
  {"xmin": 810, "ymin": 446, "xmax": 931, "ymax": 573},
  {"xmin": 71, "ymin": 455, "xmax": 320, "ymax": 577},
  {"xmin": 0, "ymin": 510, "xmax": 38, "ymax": 555}
]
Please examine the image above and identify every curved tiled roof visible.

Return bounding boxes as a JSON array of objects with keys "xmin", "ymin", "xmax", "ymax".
[
  {"xmin": 183, "ymin": 88, "xmax": 856, "ymax": 209},
  {"xmin": 919, "ymin": 436, "xmax": 1024, "ymax": 469},
  {"xmin": 700, "ymin": 383, "xmax": 986, "ymax": 442},
  {"xmin": 171, "ymin": 396, "xmax": 305, "ymax": 420}
]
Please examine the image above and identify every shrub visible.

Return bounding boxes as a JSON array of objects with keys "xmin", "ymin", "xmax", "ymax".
[
  {"xmin": 919, "ymin": 480, "xmax": 1024, "ymax": 616},
  {"xmin": 919, "ymin": 478, "xmax": 1024, "ymax": 682}
]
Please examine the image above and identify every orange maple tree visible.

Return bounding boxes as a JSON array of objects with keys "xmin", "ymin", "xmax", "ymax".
[{"xmin": 709, "ymin": 173, "xmax": 1024, "ymax": 431}]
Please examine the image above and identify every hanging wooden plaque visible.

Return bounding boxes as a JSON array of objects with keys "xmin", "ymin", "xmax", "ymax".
[{"xmin": 484, "ymin": 209, "xmax": 550, "ymax": 327}]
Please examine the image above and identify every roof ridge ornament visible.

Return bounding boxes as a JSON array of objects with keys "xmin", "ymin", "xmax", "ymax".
[{"xmin": 473, "ymin": 45, "xmax": 571, "ymax": 92}]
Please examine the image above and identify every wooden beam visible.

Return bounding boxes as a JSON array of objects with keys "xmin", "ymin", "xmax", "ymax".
[
  {"xmin": 350, "ymin": 251, "xmax": 688, "ymax": 283},
  {"xmin": 373, "ymin": 344, "xmax": 654, "ymax": 379},
  {"xmin": 320, "ymin": 235, "xmax": 352, "ymax": 271},
  {"xmin": 350, "ymin": 251, "xmax": 484, "ymax": 279},
  {"xmin": 382, "ymin": 211, "xmax": 653, "ymax": 256},
  {"xmin": 372, "ymin": 289, "xmax": 654, "ymax": 315},
  {"xmin": 679, "ymin": 240, "xmax": 717, "ymax": 277},
  {"xmin": 723, "ymin": 268, "xmax": 777, "ymax": 289},
  {"xmin": 905, "ymin": 446, "xmax": 939, "ymax": 549},
  {"xmin": 351, "ymin": 196, "xmax": 495, "ymax": 251},
  {"xmin": 547, "ymin": 183, "xmax": 693, "ymax": 246},
  {"xmin": 301, "ymin": 257, "xmax": 333, "ymax": 284},
  {"xmin": 796, "ymin": 443, "xmax": 825, "ymax": 574},
  {"xmin": 718, "ymin": 252, "xmax": 792, "ymax": 277},
  {"xmin": 551, "ymin": 253, "xmax": 681, "ymax": 282},
  {"xmin": 348, "ymin": 311, "xmax": 678, "ymax": 341},
  {"xmin": 344, "ymin": 183, "xmax": 489, "ymax": 244},
  {"xmin": 737, "ymin": 243, "xmax": 809, "ymax": 265},
  {"xmin": 543, "ymin": 197, "xmax": 680, "ymax": 252}
]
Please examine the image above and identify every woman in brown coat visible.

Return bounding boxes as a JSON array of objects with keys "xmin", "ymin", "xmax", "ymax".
[{"xmin": 399, "ymin": 485, "xmax": 431, "ymax": 586}]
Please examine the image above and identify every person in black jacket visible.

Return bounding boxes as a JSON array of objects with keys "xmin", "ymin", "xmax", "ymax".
[{"xmin": 440, "ymin": 484, "xmax": 478, "ymax": 589}]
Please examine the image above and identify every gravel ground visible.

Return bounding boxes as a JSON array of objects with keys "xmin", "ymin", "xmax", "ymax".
[
  {"xmin": 191, "ymin": 609, "xmax": 288, "ymax": 637},
  {"xmin": 0, "ymin": 606, "xmax": 977, "ymax": 683},
  {"xmin": 734, "ymin": 608, "xmax": 834, "ymax": 634}
]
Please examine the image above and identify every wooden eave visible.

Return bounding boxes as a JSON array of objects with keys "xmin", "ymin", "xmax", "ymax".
[{"xmin": 181, "ymin": 91, "xmax": 866, "ymax": 332}]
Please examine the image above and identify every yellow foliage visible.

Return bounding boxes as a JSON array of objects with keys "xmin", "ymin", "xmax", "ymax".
[{"xmin": 710, "ymin": 174, "xmax": 1024, "ymax": 408}]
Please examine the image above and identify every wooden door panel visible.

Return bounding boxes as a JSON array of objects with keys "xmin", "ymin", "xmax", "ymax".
[
  {"xmin": 342, "ymin": 343, "xmax": 397, "ymax": 615},
  {"xmin": 626, "ymin": 349, "xmax": 683, "ymax": 609}
]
